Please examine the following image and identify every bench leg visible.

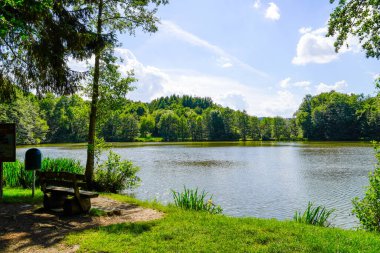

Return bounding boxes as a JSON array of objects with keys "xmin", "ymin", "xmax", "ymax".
[
  {"xmin": 63, "ymin": 198, "xmax": 91, "ymax": 215},
  {"xmin": 43, "ymin": 192, "xmax": 67, "ymax": 210}
]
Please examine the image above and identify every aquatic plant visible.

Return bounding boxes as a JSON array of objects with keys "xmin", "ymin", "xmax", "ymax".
[
  {"xmin": 293, "ymin": 202, "xmax": 335, "ymax": 227},
  {"xmin": 172, "ymin": 186, "xmax": 223, "ymax": 214}
]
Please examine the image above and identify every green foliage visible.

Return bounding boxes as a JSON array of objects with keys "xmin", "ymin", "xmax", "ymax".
[
  {"xmin": 93, "ymin": 151, "xmax": 141, "ymax": 193},
  {"xmin": 328, "ymin": 0, "xmax": 380, "ymax": 59},
  {"xmin": 157, "ymin": 111, "xmax": 180, "ymax": 141},
  {"xmin": 3, "ymin": 158, "xmax": 84, "ymax": 188},
  {"xmin": 172, "ymin": 187, "xmax": 223, "ymax": 214},
  {"xmin": 352, "ymin": 144, "xmax": 380, "ymax": 232},
  {"xmin": 0, "ymin": 91, "xmax": 48, "ymax": 144},
  {"xmin": 293, "ymin": 202, "xmax": 335, "ymax": 227},
  {"xmin": 295, "ymin": 91, "xmax": 362, "ymax": 140},
  {"xmin": 0, "ymin": 0, "xmax": 96, "ymax": 101}
]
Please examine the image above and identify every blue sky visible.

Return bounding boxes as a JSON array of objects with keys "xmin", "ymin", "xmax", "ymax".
[{"xmin": 114, "ymin": 0, "xmax": 380, "ymax": 117}]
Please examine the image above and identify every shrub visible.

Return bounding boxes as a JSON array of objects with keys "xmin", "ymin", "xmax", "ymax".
[
  {"xmin": 93, "ymin": 151, "xmax": 140, "ymax": 193},
  {"xmin": 352, "ymin": 144, "xmax": 380, "ymax": 232},
  {"xmin": 293, "ymin": 201, "xmax": 335, "ymax": 227},
  {"xmin": 172, "ymin": 186, "xmax": 223, "ymax": 214},
  {"xmin": 3, "ymin": 158, "xmax": 84, "ymax": 188}
]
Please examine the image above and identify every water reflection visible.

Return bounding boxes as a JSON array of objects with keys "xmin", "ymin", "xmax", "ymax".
[{"xmin": 16, "ymin": 141, "xmax": 375, "ymax": 229}]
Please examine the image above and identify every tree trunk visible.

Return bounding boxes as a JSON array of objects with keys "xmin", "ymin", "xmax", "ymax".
[{"xmin": 85, "ymin": 0, "xmax": 103, "ymax": 187}]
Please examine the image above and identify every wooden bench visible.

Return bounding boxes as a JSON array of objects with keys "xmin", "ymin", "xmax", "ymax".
[{"xmin": 37, "ymin": 171, "xmax": 99, "ymax": 215}]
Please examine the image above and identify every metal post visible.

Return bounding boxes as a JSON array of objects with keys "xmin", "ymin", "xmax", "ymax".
[
  {"xmin": 0, "ymin": 162, "xmax": 3, "ymax": 200},
  {"xmin": 32, "ymin": 170, "xmax": 35, "ymax": 198}
]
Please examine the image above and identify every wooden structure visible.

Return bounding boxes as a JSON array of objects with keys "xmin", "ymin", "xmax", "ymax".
[
  {"xmin": 37, "ymin": 171, "xmax": 98, "ymax": 215},
  {"xmin": 0, "ymin": 123, "xmax": 16, "ymax": 199}
]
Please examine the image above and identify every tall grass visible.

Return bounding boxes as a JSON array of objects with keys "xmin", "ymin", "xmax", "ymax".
[
  {"xmin": 293, "ymin": 202, "xmax": 335, "ymax": 227},
  {"xmin": 172, "ymin": 187, "xmax": 223, "ymax": 214},
  {"xmin": 3, "ymin": 158, "xmax": 84, "ymax": 188}
]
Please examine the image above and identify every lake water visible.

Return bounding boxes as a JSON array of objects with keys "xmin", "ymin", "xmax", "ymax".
[{"xmin": 16, "ymin": 142, "xmax": 376, "ymax": 229}]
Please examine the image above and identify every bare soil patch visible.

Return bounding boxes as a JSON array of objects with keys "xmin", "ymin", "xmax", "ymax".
[{"xmin": 0, "ymin": 196, "xmax": 164, "ymax": 253}]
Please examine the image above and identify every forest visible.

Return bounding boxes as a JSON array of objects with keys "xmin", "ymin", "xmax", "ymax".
[{"xmin": 1, "ymin": 90, "xmax": 380, "ymax": 145}]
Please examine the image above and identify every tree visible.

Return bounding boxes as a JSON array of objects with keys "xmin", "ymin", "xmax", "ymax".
[
  {"xmin": 260, "ymin": 118, "xmax": 272, "ymax": 141},
  {"xmin": 48, "ymin": 95, "xmax": 89, "ymax": 143},
  {"xmin": 178, "ymin": 116, "xmax": 189, "ymax": 141},
  {"xmin": 271, "ymin": 117, "xmax": 289, "ymax": 140},
  {"xmin": 237, "ymin": 110, "xmax": 250, "ymax": 141},
  {"xmin": 328, "ymin": 1, "xmax": 380, "ymax": 59},
  {"xmin": 0, "ymin": 91, "xmax": 48, "ymax": 144},
  {"xmin": 207, "ymin": 110, "xmax": 226, "ymax": 141},
  {"xmin": 139, "ymin": 115, "xmax": 155, "ymax": 137},
  {"xmin": 158, "ymin": 111, "xmax": 179, "ymax": 141},
  {"xmin": 83, "ymin": 0, "xmax": 168, "ymax": 185},
  {"xmin": 250, "ymin": 116, "xmax": 261, "ymax": 140},
  {"xmin": 0, "ymin": 0, "xmax": 96, "ymax": 101},
  {"xmin": 295, "ymin": 95, "xmax": 313, "ymax": 139}
]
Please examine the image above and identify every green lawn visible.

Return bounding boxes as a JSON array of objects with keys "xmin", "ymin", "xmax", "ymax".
[
  {"xmin": 3, "ymin": 188, "xmax": 380, "ymax": 252},
  {"xmin": 67, "ymin": 194, "xmax": 380, "ymax": 253}
]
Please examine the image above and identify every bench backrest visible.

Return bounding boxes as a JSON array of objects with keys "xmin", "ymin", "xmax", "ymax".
[{"xmin": 37, "ymin": 171, "xmax": 87, "ymax": 191}]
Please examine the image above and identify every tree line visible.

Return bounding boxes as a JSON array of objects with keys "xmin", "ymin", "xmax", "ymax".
[{"xmin": 2, "ymin": 91, "xmax": 380, "ymax": 144}]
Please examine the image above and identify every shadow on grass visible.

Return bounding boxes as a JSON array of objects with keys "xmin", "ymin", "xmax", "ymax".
[
  {"xmin": 97, "ymin": 222, "xmax": 154, "ymax": 235},
  {"xmin": 0, "ymin": 202, "xmax": 154, "ymax": 252}
]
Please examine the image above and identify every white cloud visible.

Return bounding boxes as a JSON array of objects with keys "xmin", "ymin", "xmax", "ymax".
[
  {"xmin": 292, "ymin": 26, "xmax": 361, "ymax": 65},
  {"xmin": 265, "ymin": 3, "xmax": 280, "ymax": 21},
  {"xmin": 279, "ymin": 77, "xmax": 311, "ymax": 89},
  {"xmin": 217, "ymin": 56, "xmax": 233, "ymax": 68},
  {"xmin": 115, "ymin": 48, "xmax": 300, "ymax": 117},
  {"xmin": 279, "ymin": 77, "xmax": 291, "ymax": 88},
  {"xmin": 253, "ymin": 0, "xmax": 261, "ymax": 9},
  {"xmin": 160, "ymin": 20, "xmax": 268, "ymax": 77},
  {"xmin": 372, "ymin": 73, "xmax": 380, "ymax": 80},
  {"xmin": 219, "ymin": 93, "xmax": 249, "ymax": 111},
  {"xmin": 315, "ymin": 80, "xmax": 348, "ymax": 94},
  {"xmin": 299, "ymin": 27, "xmax": 312, "ymax": 34}
]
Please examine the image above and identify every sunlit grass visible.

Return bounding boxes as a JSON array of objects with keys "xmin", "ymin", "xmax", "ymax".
[
  {"xmin": 1, "ymin": 187, "xmax": 43, "ymax": 204},
  {"xmin": 65, "ymin": 194, "xmax": 380, "ymax": 253}
]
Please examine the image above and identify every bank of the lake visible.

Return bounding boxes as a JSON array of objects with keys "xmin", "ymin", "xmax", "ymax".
[
  {"xmin": 2, "ymin": 188, "xmax": 380, "ymax": 253},
  {"xmin": 16, "ymin": 141, "xmax": 376, "ymax": 228}
]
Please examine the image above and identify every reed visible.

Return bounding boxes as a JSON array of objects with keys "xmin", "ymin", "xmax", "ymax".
[
  {"xmin": 3, "ymin": 158, "xmax": 84, "ymax": 188},
  {"xmin": 293, "ymin": 202, "xmax": 335, "ymax": 227},
  {"xmin": 172, "ymin": 187, "xmax": 222, "ymax": 214}
]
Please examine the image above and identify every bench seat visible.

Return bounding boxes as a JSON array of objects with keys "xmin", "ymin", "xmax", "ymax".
[{"xmin": 45, "ymin": 186, "xmax": 99, "ymax": 198}]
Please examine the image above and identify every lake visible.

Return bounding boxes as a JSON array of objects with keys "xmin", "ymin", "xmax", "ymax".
[{"xmin": 16, "ymin": 141, "xmax": 376, "ymax": 229}]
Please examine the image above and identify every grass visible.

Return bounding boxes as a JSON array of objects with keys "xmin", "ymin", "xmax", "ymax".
[
  {"xmin": 4, "ymin": 188, "xmax": 380, "ymax": 252},
  {"xmin": 65, "ymin": 194, "xmax": 380, "ymax": 253},
  {"xmin": 293, "ymin": 202, "xmax": 335, "ymax": 227},
  {"xmin": 1, "ymin": 187, "xmax": 43, "ymax": 204}
]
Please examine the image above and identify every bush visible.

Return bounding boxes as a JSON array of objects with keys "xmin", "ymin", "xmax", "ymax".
[
  {"xmin": 3, "ymin": 158, "xmax": 84, "ymax": 188},
  {"xmin": 293, "ymin": 202, "xmax": 335, "ymax": 227},
  {"xmin": 172, "ymin": 186, "xmax": 223, "ymax": 214},
  {"xmin": 352, "ymin": 144, "xmax": 380, "ymax": 232},
  {"xmin": 93, "ymin": 151, "xmax": 140, "ymax": 193}
]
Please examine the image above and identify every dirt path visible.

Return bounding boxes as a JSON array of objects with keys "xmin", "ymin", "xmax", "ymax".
[{"xmin": 0, "ymin": 197, "xmax": 164, "ymax": 253}]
